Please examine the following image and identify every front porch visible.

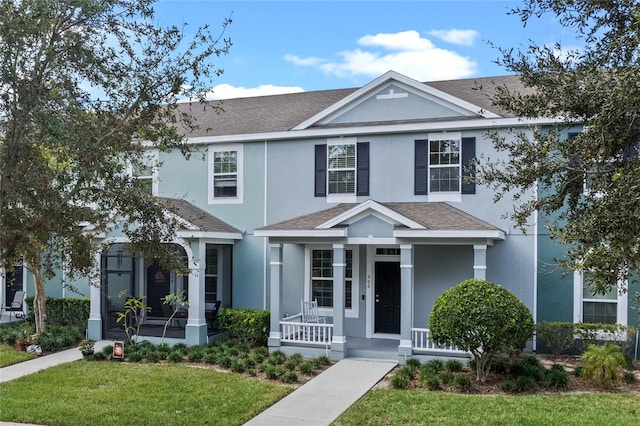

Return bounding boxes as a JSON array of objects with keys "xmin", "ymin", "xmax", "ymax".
[
  {"xmin": 276, "ymin": 314, "xmax": 469, "ymax": 362},
  {"xmin": 256, "ymin": 200, "xmax": 503, "ymax": 363}
]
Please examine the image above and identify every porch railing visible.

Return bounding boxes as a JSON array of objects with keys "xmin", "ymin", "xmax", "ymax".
[
  {"xmin": 280, "ymin": 314, "xmax": 333, "ymax": 346},
  {"xmin": 411, "ymin": 328, "xmax": 468, "ymax": 354}
]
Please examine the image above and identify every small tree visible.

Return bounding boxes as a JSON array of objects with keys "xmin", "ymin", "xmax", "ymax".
[
  {"xmin": 429, "ymin": 279, "xmax": 534, "ymax": 381},
  {"xmin": 161, "ymin": 292, "xmax": 189, "ymax": 345},
  {"xmin": 116, "ymin": 295, "xmax": 150, "ymax": 345}
]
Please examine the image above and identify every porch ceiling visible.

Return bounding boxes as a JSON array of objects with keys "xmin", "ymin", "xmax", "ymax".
[{"xmin": 254, "ymin": 200, "xmax": 505, "ymax": 243}]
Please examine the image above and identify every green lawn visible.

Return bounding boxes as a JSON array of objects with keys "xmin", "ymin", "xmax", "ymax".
[
  {"xmin": 334, "ymin": 389, "xmax": 640, "ymax": 425},
  {"xmin": 0, "ymin": 361, "xmax": 290, "ymax": 426},
  {"xmin": 0, "ymin": 344, "xmax": 35, "ymax": 367}
]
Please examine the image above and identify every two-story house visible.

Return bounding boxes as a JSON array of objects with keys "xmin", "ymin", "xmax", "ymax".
[{"xmin": 4, "ymin": 70, "xmax": 636, "ymax": 360}]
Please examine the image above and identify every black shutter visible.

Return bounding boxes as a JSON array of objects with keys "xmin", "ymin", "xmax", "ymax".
[
  {"xmin": 356, "ymin": 142, "xmax": 369, "ymax": 196},
  {"xmin": 414, "ymin": 140, "xmax": 428, "ymax": 195},
  {"xmin": 314, "ymin": 144, "xmax": 327, "ymax": 197},
  {"xmin": 461, "ymin": 137, "xmax": 476, "ymax": 194}
]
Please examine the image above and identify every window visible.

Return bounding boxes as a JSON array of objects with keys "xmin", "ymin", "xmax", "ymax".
[
  {"xmin": 573, "ymin": 270, "xmax": 627, "ymax": 325},
  {"xmin": 311, "ymin": 249, "xmax": 353, "ymax": 310},
  {"xmin": 315, "ymin": 138, "xmax": 369, "ymax": 199},
  {"xmin": 328, "ymin": 144, "xmax": 356, "ymax": 194},
  {"xmin": 205, "ymin": 245, "xmax": 219, "ymax": 303},
  {"xmin": 130, "ymin": 151, "xmax": 158, "ymax": 195},
  {"xmin": 208, "ymin": 144, "xmax": 243, "ymax": 203},
  {"xmin": 415, "ymin": 133, "xmax": 475, "ymax": 198},
  {"xmin": 429, "ymin": 138, "xmax": 460, "ymax": 192}
]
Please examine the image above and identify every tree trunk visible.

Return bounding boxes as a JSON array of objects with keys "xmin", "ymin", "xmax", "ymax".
[{"xmin": 26, "ymin": 253, "xmax": 47, "ymax": 334}]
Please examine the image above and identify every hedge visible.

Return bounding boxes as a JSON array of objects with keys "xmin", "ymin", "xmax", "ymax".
[
  {"xmin": 25, "ymin": 297, "xmax": 90, "ymax": 327},
  {"xmin": 218, "ymin": 308, "xmax": 270, "ymax": 346}
]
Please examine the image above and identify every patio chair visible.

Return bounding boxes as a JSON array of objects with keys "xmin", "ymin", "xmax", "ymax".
[
  {"xmin": 205, "ymin": 300, "xmax": 222, "ymax": 331},
  {"xmin": 8, "ymin": 290, "xmax": 25, "ymax": 320},
  {"xmin": 301, "ymin": 300, "xmax": 326, "ymax": 323}
]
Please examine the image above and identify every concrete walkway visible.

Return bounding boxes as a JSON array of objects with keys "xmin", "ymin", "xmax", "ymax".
[
  {"xmin": 244, "ymin": 358, "xmax": 397, "ymax": 426},
  {"xmin": 0, "ymin": 340, "xmax": 112, "ymax": 383},
  {"xmin": 1, "ymin": 344, "xmax": 397, "ymax": 426}
]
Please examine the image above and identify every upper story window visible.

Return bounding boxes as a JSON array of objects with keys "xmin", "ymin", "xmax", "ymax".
[
  {"xmin": 315, "ymin": 138, "xmax": 369, "ymax": 202},
  {"xmin": 573, "ymin": 270, "xmax": 627, "ymax": 325},
  {"xmin": 415, "ymin": 133, "xmax": 475, "ymax": 201},
  {"xmin": 328, "ymin": 144, "xmax": 356, "ymax": 194},
  {"xmin": 130, "ymin": 150, "xmax": 158, "ymax": 195},
  {"xmin": 429, "ymin": 138, "xmax": 460, "ymax": 192},
  {"xmin": 208, "ymin": 144, "xmax": 243, "ymax": 204}
]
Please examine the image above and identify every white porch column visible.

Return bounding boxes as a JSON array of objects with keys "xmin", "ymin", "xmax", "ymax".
[
  {"xmin": 268, "ymin": 244, "xmax": 283, "ymax": 349},
  {"xmin": 185, "ymin": 241, "xmax": 207, "ymax": 346},
  {"xmin": 331, "ymin": 244, "xmax": 346, "ymax": 360},
  {"xmin": 87, "ymin": 252, "xmax": 102, "ymax": 341},
  {"xmin": 473, "ymin": 245, "xmax": 487, "ymax": 280},
  {"xmin": 399, "ymin": 244, "xmax": 413, "ymax": 357}
]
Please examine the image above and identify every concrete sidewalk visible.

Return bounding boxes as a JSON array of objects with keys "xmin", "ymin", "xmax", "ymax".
[
  {"xmin": 244, "ymin": 358, "xmax": 397, "ymax": 426},
  {"xmin": 0, "ymin": 340, "xmax": 112, "ymax": 383}
]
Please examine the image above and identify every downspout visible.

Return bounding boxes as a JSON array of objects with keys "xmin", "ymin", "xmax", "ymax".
[
  {"xmin": 263, "ymin": 139, "xmax": 268, "ymax": 309},
  {"xmin": 532, "ymin": 181, "xmax": 539, "ymax": 352}
]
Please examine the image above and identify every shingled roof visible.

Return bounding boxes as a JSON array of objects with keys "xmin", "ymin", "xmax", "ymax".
[
  {"xmin": 176, "ymin": 75, "xmax": 530, "ymax": 138},
  {"xmin": 257, "ymin": 202, "xmax": 501, "ymax": 232},
  {"xmin": 158, "ymin": 197, "xmax": 241, "ymax": 235}
]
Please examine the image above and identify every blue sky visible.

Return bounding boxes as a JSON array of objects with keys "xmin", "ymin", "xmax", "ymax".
[{"xmin": 154, "ymin": 0, "xmax": 581, "ymax": 99}]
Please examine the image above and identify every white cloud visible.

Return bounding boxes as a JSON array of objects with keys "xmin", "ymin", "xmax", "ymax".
[
  {"xmin": 428, "ymin": 29, "xmax": 479, "ymax": 46},
  {"xmin": 180, "ymin": 83, "xmax": 305, "ymax": 101},
  {"xmin": 285, "ymin": 30, "xmax": 478, "ymax": 82}
]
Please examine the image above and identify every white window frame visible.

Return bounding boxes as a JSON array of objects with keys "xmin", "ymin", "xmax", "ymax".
[
  {"xmin": 427, "ymin": 132, "xmax": 462, "ymax": 202},
  {"xmin": 128, "ymin": 150, "xmax": 159, "ymax": 196},
  {"xmin": 208, "ymin": 144, "xmax": 243, "ymax": 204},
  {"xmin": 305, "ymin": 245, "xmax": 359, "ymax": 318},
  {"xmin": 573, "ymin": 270, "xmax": 627, "ymax": 326},
  {"xmin": 327, "ymin": 137, "xmax": 357, "ymax": 203}
]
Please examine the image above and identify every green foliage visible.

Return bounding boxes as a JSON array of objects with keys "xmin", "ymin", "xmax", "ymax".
[
  {"xmin": 574, "ymin": 323, "xmax": 637, "ymax": 353},
  {"xmin": 280, "ymin": 370, "xmax": 298, "ymax": 384},
  {"xmin": 429, "ymin": 279, "xmax": 535, "ymax": 381},
  {"xmin": 390, "ymin": 368, "xmax": 412, "ymax": 389},
  {"xmin": 622, "ymin": 371, "xmax": 636, "ymax": 384},
  {"xmin": 161, "ymin": 292, "xmax": 189, "ymax": 345},
  {"xmin": 546, "ymin": 364, "xmax": 570, "ymax": 389},
  {"xmin": 116, "ymin": 296, "xmax": 151, "ymax": 345},
  {"xmin": 536, "ymin": 322, "xmax": 575, "ymax": 357},
  {"xmin": 476, "ymin": 0, "xmax": 640, "ymax": 291},
  {"xmin": 501, "ymin": 375, "xmax": 537, "ymax": 393},
  {"xmin": 218, "ymin": 308, "xmax": 270, "ymax": 346},
  {"xmin": 509, "ymin": 355, "xmax": 545, "ymax": 381},
  {"xmin": 444, "ymin": 360, "xmax": 463, "ymax": 373},
  {"xmin": 580, "ymin": 343, "xmax": 626, "ymax": 388},
  {"xmin": 452, "ymin": 374, "xmax": 472, "ymax": 393},
  {"xmin": 24, "ymin": 297, "xmax": 89, "ymax": 327}
]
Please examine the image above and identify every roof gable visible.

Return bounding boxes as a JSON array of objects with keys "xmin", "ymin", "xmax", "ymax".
[{"xmin": 292, "ymin": 71, "xmax": 500, "ymax": 130}]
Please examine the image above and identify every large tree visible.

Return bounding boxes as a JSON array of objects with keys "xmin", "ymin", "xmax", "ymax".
[
  {"xmin": 0, "ymin": 0, "xmax": 231, "ymax": 333},
  {"xmin": 477, "ymin": 0, "xmax": 640, "ymax": 294}
]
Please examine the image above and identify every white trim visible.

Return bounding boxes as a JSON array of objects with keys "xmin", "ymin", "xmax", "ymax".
[
  {"xmin": 573, "ymin": 270, "xmax": 628, "ymax": 325},
  {"xmin": 183, "ymin": 117, "xmax": 561, "ymax": 146},
  {"xmin": 427, "ymin": 193, "xmax": 462, "ymax": 203},
  {"xmin": 208, "ymin": 144, "xmax": 243, "ymax": 204},
  {"xmin": 304, "ymin": 245, "xmax": 359, "ymax": 319},
  {"xmin": 128, "ymin": 149, "xmax": 159, "ymax": 196},
  {"xmin": 393, "ymin": 229, "xmax": 505, "ymax": 239},
  {"xmin": 293, "ymin": 71, "xmax": 500, "ymax": 130},
  {"xmin": 254, "ymin": 229, "xmax": 348, "ymax": 238},
  {"xmin": 317, "ymin": 199, "xmax": 425, "ymax": 230},
  {"xmin": 175, "ymin": 230, "xmax": 242, "ymax": 240}
]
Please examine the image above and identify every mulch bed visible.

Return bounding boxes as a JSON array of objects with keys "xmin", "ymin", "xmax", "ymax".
[{"xmin": 373, "ymin": 355, "xmax": 640, "ymax": 394}]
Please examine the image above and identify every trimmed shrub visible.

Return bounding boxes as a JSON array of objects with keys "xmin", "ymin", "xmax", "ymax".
[
  {"xmin": 501, "ymin": 376, "xmax": 536, "ymax": 393},
  {"xmin": 25, "ymin": 296, "xmax": 90, "ymax": 326},
  {"xmin": 429, "ymin": 279, "xmax": 534, "ymax": 381},
  {"xmin": 536, "ymin": 322, "xmax": 575, "ymax": 357},
  {"xmin": 423, "ymin": 374, "xmax": 441, "ymax": 391},
  {"xmin": 452, "ymin": 374, "xmax": 472, "ymax": 392},
  {"xmin": 218, "ymin": 308, "xmax": 270, "ymax": 346},
  {"xmin": 280, "ymin": 370, "xmax": 298, "ymax": 384},
  {"xmin": 546, "ymin": 364, "xmax": 569, "ymax": 389},
  {"xmin": 299, "ymin": 360, "xmax": 318, "ymax": 375},
  {"xmin": 444, "ymin": 359, "xmax": 463, "ymax": 373}
]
